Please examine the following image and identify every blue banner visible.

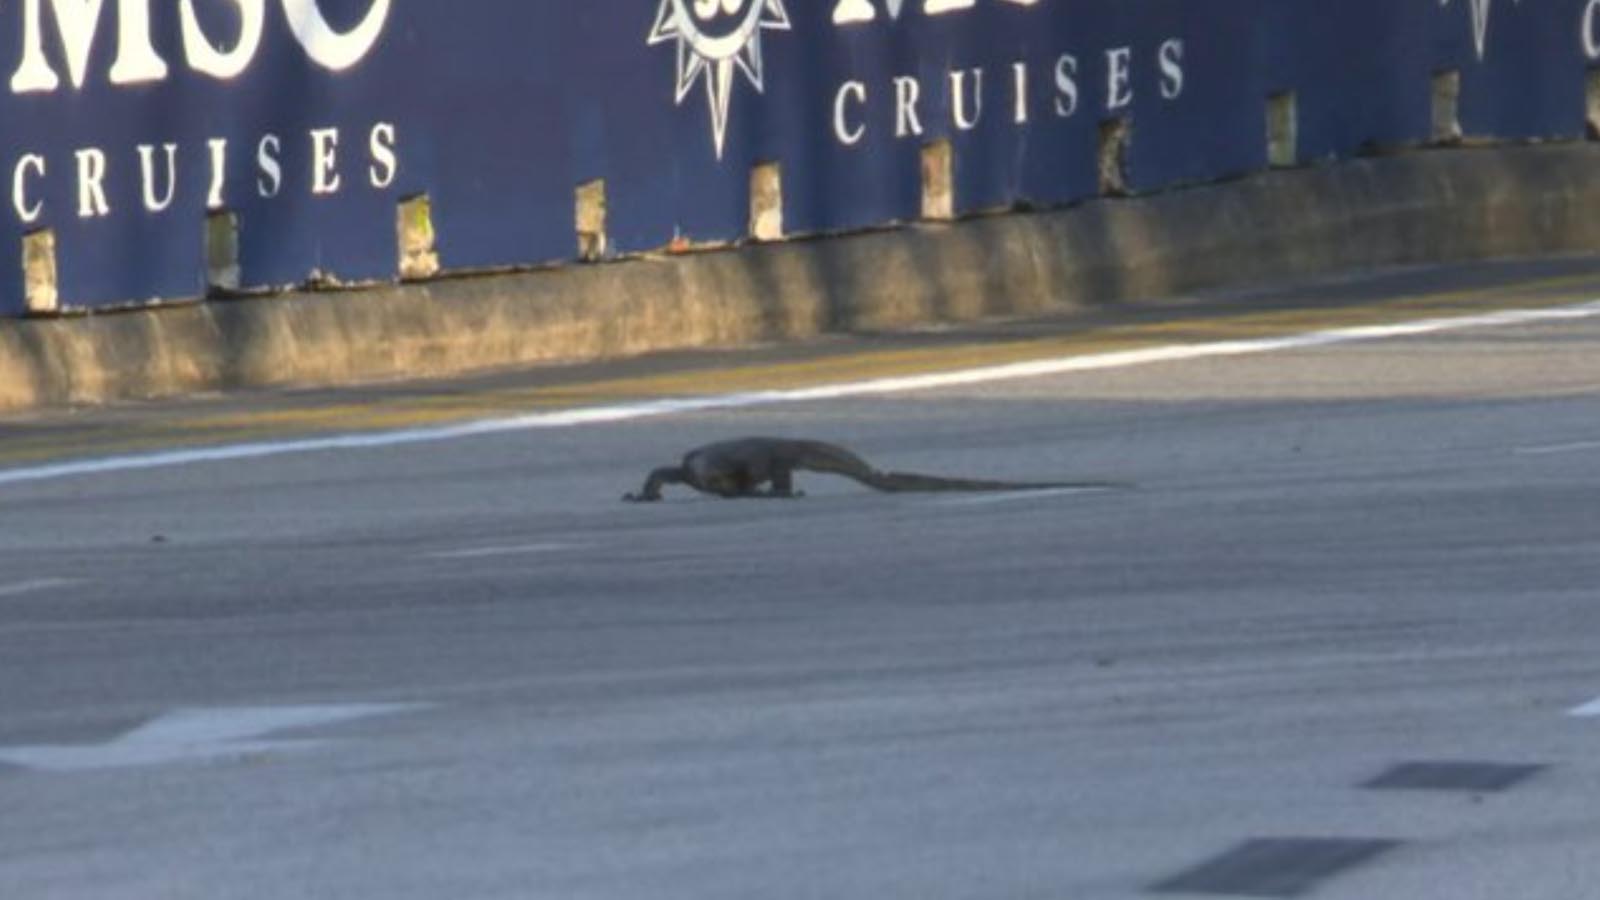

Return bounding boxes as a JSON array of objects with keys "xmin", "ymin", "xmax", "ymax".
[{"xmin": 0, "ymin": 0, "xmax": 1592, "ymax": 315}]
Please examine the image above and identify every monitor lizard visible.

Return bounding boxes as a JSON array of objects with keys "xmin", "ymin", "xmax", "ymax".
[{"xmin": 623, "ymin": 436, "xmax": 1122, "ymax": 501}]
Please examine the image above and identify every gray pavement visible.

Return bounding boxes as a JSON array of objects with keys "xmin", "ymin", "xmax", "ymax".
[{"xmin": 2, "ymin": 262, "xmax": 1599, "ymax": 898}]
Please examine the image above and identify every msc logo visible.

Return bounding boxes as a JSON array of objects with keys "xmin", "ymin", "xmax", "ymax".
[
  {"xmin": 648, "ymin": 0, "xmax": 791, "ymax": 159},
  {"xmin": 6, "ymin": 0, "xmax": 391, "ymax": 93}
]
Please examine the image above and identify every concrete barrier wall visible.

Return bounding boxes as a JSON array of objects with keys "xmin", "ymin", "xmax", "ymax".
[
  {"xmin": 1, "ymin": 0, "xmax": 1599, "ymax": 316},
  {"xmin": 3, "ymin": 142, "xmax": 1599, "ymax": 411}
]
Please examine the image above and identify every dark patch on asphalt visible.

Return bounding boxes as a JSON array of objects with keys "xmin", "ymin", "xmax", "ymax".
[
  {"xmin": 1150, "ymin": 837, "xmax": 1401, "ymax": 897},
  {"xmin": 1362, "ymin": 760, "xmax": 1547, "ymax": 793}
]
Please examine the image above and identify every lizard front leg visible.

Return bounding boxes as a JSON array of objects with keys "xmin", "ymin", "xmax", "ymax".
[{"xmin": 623, "ymin": 466, "xmax": 685, "ymax": 502}]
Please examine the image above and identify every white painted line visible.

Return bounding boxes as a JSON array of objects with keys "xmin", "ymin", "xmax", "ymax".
[
  {"xmin": 0, "ymin": 703, "xmax": 426, "ymax": 773},
  {"xmin": 932, "ymin": 487, "xmax": 1115, "ymax": 507},
  {"xmin": 426, "ymin": 542, "xmax": 573, "ymax": 560},
  {"xmin": 0, "ymin": 578, "xmax": 79, "ymax": 598},
  {"xmin": 2, "ymin": 298, "xmax": 1599, "ymax": 489},
  {"xmin": 1570, "ymin": 697, "xmax": 1600, "ymax": 718},
  {"xmin": 1514, "ymin": 440, "xmax": 1600, "ymax": 457}
]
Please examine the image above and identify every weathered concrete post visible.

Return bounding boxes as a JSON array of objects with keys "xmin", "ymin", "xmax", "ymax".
[
  {"xmin": 23, "ymin": 229, "xmax": 58, "ymax": 315},
  {"xmin": 921, "ymin": 139, "xmax": 954, "ymax": 221},
  {"xmin": 1267, "ymin": 91, "xmax": 1298, "ymax": 168},
  {"xmin": 206, "ymin": 211, "xmax": 241, "ymax": 294},
  {"xmin": 750, "ymin": 162, "xmax": 784, "ymax": 242}
]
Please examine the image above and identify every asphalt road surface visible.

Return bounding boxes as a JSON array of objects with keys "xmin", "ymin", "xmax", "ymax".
[{"xmin": 1, "ymin": 258, "xmax": 1598, "ymax": 899}]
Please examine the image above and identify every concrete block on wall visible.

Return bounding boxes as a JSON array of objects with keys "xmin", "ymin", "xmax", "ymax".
[
  {"xmin": 750, "ymin": 162, "xmax": 784, "ymax": 242},
  {"xmin": 206, "ymin": 211, "xmax": 241, "ymax": 294},
  {"xmin": 1433, "ymin": 70, "xmax": 1463, "ymax": 144},
  {"xmin": 23, "ymin": 229, "xmax": 58, "ymax": 316},
  {"xmin": 1099, "ymin": 118, "xmax": 1131, "ymax": 196},
  {"xmin": 921, "ymin": 139, "xmax": 954, "ymax": 221},
  {"xmin": 1268, "ymin": 92, "xmax": 1298, "ymax": 168},
  {"xmin": 398, "ymin": 195, "xmax": 440, "ymax": 281},
  {"xmin": 576, "ymin": 180, "xmax": 608, "ymax": 262}
]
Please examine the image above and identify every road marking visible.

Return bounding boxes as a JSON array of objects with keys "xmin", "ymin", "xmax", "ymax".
[
  {"xmin": 1151, "ymin": 837, "xmax": 1402, "ymax": 898},
  {"xmin": 0, "ymin": 578, "xmax": 79, "ymax": 598},
  {"xmin": 1514, "ymin": 440, "xmax": 1600, "ymax": 456},
  {"xmin": 0, "ymin": 704, "xmax": 425, "ymax": 773},
  {"xmin": 1362, "ymin": 760, "xmax": 1546, "ymax": 792},
  {"xmin": 1570, "ymin": 697, "xmax": 1600, "ymax": 718},
  {"xmin": 932, "ymin": 487, "xmax": 1115, "ymax": 507},
  {"xmin": 2, "ymin": 298, "xmax": 1599, "ymax": 488},
  {"xmin": 426, "ymin": 542, "xmax": 573, "ymax": 560}
]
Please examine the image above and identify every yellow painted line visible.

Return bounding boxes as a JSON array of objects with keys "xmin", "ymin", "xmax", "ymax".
[{"xmin": 1, "ymin": 274, "xmax": 1598, "ymax": 472}]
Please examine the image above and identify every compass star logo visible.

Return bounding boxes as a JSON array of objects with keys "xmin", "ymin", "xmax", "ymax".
[
  {"xmin": 1440, "ymin": 0, "xmax": 1524, "ymax": 60},
  {"xmin": 649, "ymin": 0, "xmax": 792, "ymax": 159}
]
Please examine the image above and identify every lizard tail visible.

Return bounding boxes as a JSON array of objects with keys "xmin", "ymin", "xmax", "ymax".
[
  {"xmin": 868, "ymin": 470, "xmax": 1125, "ymax": 493},
  {"xmin": 789, "ymin": 441, "xmax": 1127, "ymax": 494}
]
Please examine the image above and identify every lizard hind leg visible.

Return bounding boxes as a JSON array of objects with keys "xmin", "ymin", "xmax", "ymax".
[{"xmin": 769, "ymin": 465, "xmax": 803, "ymax": 498}]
